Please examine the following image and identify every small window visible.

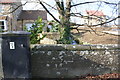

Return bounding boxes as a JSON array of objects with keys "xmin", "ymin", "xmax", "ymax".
[
  {"xmin": 0, "ymin": 20, "xmax": 7, "ymax": 31},
  {"xmin": 0, "ymin": 21, "xmax": 4, "ymax": 29}
]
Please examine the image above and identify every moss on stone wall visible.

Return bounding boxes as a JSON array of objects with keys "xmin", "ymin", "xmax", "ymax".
[{"xmin": 31, "ymin": 44, "xmax": 120, "ymax": 78}]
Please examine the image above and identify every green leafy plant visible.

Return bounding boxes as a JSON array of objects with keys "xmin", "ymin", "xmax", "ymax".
[
  {"xmin": 27, "ymin": 17, "xmax": 46, "ymax": 44},
  {"xmin": 47, "ymin": 20, "xmax": 59, "ymax": 32},
  {"xmin": 47, "ymin": 20, "xmax": 79, "ymax": 44}
]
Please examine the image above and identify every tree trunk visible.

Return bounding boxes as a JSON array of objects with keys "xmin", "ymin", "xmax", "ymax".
[{"xmin": 56, "ymin": 0, "xmax": 72, "ymax": 44}]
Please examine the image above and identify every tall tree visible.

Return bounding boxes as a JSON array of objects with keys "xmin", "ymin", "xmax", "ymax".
[
  {"xmin": 56, "ymin": 0, "xmax": 72, "ymax": 43},
  {"xmin": 39, "ymin": 0, "xmax": 73, "ymax": 44},
  {"xmin": 38, "ymin": 0, "xmax": 118, "ymax": 44},
  {"xmin": 2, "ymin": 0, "xmax": 118, "ymax": 44}
]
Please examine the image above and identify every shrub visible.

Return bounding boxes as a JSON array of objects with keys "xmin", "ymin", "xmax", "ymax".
[{"xmin": 27, "ymin": 17, "xmax": 46, "ymax": 44}]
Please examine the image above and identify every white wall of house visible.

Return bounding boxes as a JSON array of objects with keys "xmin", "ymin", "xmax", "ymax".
[{"xmin": 77, "ymin": 16, "xmax": 106, "ymax": 27}]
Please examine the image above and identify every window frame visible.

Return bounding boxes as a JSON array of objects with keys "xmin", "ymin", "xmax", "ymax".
[{"xmin": 0, "ymin": 20, "xmax": 7, "ymax": 31}]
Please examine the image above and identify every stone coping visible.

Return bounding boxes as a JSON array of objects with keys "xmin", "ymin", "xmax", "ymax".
[
  {"xmin": 31, "ymin": 44, "xmax": 120, "ymax": 51},
  {"xmin": 0, "ymin": 31, "xmax": 31, "ymax": 36}
]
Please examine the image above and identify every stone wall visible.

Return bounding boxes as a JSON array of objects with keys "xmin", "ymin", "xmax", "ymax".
[{"xmin": 31, "ymin": 44, "xmax": 120, "ymax": 78}]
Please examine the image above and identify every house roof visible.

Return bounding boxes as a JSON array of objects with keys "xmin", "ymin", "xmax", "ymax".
[
  {"xmin": 86, "ymin": 10, "xmax": 105, "ymax": 16},
  {"xmin": 18, "ymin": 10, "xmax": 47, "ymax": 20},
  {"xmin": 0, "ymin": 0, "xmax": 16, "ymax": 3}
]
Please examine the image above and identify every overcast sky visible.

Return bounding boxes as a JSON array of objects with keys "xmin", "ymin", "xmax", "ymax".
[{"xmin": 21, "ymin": 0, "xmax": 119, "ymax": 21}]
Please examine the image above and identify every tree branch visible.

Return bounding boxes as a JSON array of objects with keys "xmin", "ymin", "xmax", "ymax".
[
  {"xmin": 71, "ymin": 1, "xmax": 117, "ymax": 7},
  {"xmin": 40, "ymin": 1, "xmax": 57, "ymax": 10},
  {"xmin": 2, "ymin": 2, "xmax": 27, "ymax": 15},
  {"xmin": 74, "ymin": 16, "xmax": 119, "ymax": 27},
  {"xmin": 71, "ymin": 1, "xmax": 99, "ymax": 7},
  {"xmin": 102, "ymin": 1, "xmax": 117, "ymax": 5},
  {"xmin": 38, "ymin": 0, "xmax": 61, "ymax": 24}
]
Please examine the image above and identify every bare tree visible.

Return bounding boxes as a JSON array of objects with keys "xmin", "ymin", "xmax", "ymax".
[
  {"xmin": 1, "ymin": 0, "xmax": 118, "ymax": 43},
  {"xmin": 37, "ymin": 0, "xmax": 118, "ymax": 44}
]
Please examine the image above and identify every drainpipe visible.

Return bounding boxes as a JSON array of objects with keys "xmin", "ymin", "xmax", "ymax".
[
  {"xmin": 10, "ymin": 18, "xmax": 12, "ymax": 31},
  {"xmin": 22, "ymin": 19, "xmax": 23, "ymax": 30}
]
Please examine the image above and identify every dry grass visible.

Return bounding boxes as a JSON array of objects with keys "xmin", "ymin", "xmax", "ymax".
[{"xmin": 72, "ymin": 27, "xmax": 120, "ymax": 44}]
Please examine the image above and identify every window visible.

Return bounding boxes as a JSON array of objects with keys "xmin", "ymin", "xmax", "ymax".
[
  {"xmin": 0, "ymin": 20, "xmax": 7, "ymax": 31},
  {"xmin": 0, "ymin": 21, "xmax": 4, "ymax": 29},
  {"xmin": 25, "ymin": 23, "xmax": 33, "ymax": 30}
]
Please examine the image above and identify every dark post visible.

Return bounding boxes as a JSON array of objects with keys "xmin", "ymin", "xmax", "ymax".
[{"xmin": 0, "ymin": 31, "xmax": 31, "ymax": 80}]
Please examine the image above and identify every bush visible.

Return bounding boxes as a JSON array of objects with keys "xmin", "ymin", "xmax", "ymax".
[{"xmin": 27, "ymin": 17, "xmax": 46, "ymax": 44}]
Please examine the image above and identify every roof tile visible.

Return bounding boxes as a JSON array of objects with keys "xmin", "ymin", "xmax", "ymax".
[{"xmin": 86, "ymin": 10, "xmax": 105, "ymax": 16}]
